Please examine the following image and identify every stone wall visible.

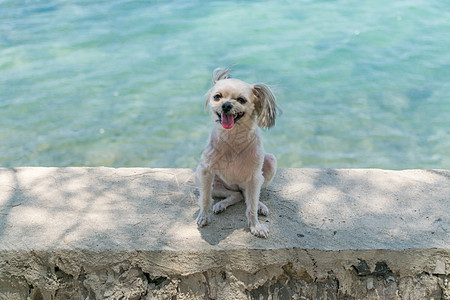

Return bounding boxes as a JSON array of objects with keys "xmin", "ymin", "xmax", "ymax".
[{"xmin": 0, "ymin": 168, "xmax": 449, "ymax": 299}]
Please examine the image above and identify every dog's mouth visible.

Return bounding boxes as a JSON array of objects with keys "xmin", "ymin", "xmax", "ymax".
[{"xmin": 216, "ymin": 112, "xmax": 245, "ymax": 129}]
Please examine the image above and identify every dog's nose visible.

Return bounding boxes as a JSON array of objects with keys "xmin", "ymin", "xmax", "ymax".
[{"xmin": 222, "ymin": 102, "xmax": 233, "ymax": 113}]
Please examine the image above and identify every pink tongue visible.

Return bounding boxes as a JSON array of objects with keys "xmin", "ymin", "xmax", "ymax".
[{"xmin": 221, "ymin": 113, "xmax": 234, "ymax": 129}]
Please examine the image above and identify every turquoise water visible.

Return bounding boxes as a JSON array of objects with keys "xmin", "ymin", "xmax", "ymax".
[{"xmin": 1, "ymin": 1, "xmax": 449, "ymax": 169}]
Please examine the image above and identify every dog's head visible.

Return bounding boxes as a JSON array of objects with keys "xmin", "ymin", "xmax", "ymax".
[{"xmin": 205, "ymin": 68, "xmax": 278, "ymax": 130}]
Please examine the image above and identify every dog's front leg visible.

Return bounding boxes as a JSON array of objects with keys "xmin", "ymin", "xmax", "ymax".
[
  {"xmin": 244, "ymin": 174, "xmax": 269, "ymax": 238},
  {"xmin": 196, "ymin": 167, "xmax": 214, "ymax": 227}
]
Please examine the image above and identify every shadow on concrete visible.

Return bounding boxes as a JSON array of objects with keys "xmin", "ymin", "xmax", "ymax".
[
  {"xmin": 192, "ymin": 167, "xmax": 450, "ymax": 250},
  {"xmin": 0, "ymin": 168, "xmax": 199, "ymax": 251},
  {"xmin": 269, "ymin": 168, "xmax": 450, "ymax": 250},
  {"xmin": 1, "ymin": 167, "xmax": 449, "ymax": 300},
  {"xmin": 0, "ymin": 167, "xmax": 448, "ymax": 252}
]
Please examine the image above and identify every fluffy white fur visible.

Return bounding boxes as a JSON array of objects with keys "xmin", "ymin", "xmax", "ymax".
[{"xmin": 195, "ymin": 68, "xmax": 278, "ymax": 238}]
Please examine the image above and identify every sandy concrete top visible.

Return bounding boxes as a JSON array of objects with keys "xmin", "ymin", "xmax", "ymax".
[{"xmin": 0, "ymin": 167, "xmax": 448, "ymax": 251}]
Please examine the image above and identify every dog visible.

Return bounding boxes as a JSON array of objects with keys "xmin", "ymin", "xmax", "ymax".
[{"xmin": 195, "ymin": 68, "xmax": 278, "ymax": 238}]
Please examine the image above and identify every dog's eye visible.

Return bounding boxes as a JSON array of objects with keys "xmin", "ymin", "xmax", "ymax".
[
  {"xmin": 213, "ymin": 93, "xmax": 222, "ymax": 101},
  {"xmin": 237, "ymin": 97, "xmax": 247, "ymax": 104}
]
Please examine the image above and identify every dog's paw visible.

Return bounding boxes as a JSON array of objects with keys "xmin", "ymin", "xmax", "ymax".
[
  {"xmin": 258, "ymin": 202, "xmax": 269, "ymax": 216},
  {"xmin": 213, "ymin": 202, "xmax": 227, "ymax": 214},
  {"xmin": 196, "ymin": 212, "xmax": 211, "ymax": 227},
  {"xmin": 250, "ymin": 222, "xmax": 269, "ymax": 238}
]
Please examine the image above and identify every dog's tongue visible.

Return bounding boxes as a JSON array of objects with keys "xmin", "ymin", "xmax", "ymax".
[{"xmin": 221, "ymin": 113, "xmax": 234, "ymax": 129}]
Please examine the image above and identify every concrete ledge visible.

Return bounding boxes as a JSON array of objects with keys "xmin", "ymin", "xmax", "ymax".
[{"xmin": 0, "ymin": 167, "xmax": 448, "ymax": 299}]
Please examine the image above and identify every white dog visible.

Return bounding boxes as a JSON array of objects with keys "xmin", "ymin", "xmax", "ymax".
[{"xmin": 195, "ymin": 68, "xmax": 278, "ymax": 238}]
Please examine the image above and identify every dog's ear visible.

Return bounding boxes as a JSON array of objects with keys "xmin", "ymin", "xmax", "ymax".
[
  {"xmin": 212, "ymin": 68, "xmax": 231, "ymax": 84},
  {"xmin": 253, "ymin": 83, "xmax": 278, "ymax": 129},
  {"xmin": 205, "ymin": 68, "xmax": 230, "ymax": 109}
]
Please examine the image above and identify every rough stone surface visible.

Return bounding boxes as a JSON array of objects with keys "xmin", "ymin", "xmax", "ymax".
[{"xmin": 0, "ymin": 167, "xmax": 449, "ymax": 299}]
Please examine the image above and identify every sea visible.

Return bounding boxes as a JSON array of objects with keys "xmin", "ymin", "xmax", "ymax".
[{"xmin": 1, "ymin": 0, "xmax": 449, "ymax": 169}]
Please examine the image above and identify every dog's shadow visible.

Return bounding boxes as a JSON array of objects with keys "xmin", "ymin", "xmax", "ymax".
[{"xmin": 192, "ymin": 190, "xmax": 271, "ymax": 245}]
